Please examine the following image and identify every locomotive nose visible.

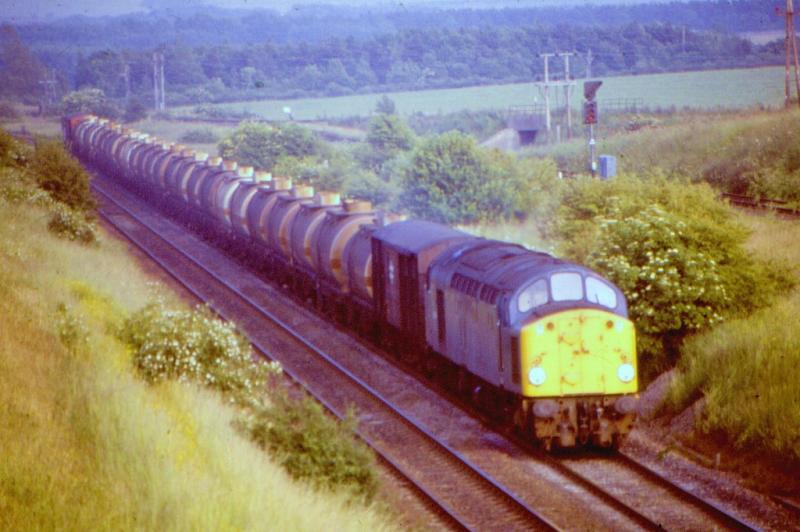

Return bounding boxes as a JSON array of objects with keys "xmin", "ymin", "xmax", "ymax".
[{"xmin": 520, "ymin": 308, "xmax": 638, "ymax": 398}]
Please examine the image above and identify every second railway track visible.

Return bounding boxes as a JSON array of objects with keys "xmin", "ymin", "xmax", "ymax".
[{"xmin": 92, "ymin": 173, "xmax": 774, "ymax": 531}]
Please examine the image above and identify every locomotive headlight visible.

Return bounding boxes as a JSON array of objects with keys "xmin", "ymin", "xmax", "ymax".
[
  {"xmin": 528, "ymin": 366, "xmax": 546, "ymax": 386},
  {"xmin": 617, "ymin": 363, "xmax": 635, "ymax": 383}
]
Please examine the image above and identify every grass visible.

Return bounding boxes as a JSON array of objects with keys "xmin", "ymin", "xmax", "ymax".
[
  {"xmin": 665, "ymin": 213, "xmax": 800, "ymax": 461},
  {"xmin": 0, "ymin": 167, "xmax": 398, "ymax": 529},
  {"xmin": 172, "ymin": 65, "xmax": 787, "ymax": 121}
]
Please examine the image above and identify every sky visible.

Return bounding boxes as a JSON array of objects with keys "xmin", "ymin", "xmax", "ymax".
[{"xmin": 0, "ymin": 0, "xmax": 689, "ymax": 23}]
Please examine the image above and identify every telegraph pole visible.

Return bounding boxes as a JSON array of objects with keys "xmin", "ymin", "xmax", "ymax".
[
  {"xmin": 785, "ymin": 0, "xmax": 800, "ymax": 108},
  {"xmin": 538, "ymin": 53, "xmax": 554, "ymax": 138},
  {"xmin": 38, "ymin": 69, "xmax": 58, "ymax": 115},
  {"xmin": 585, "ymin": 49, "xmax": 594, "ymax": 79},
  {"xmin": 153, "ymin": 52, "xmax": 165, "ymax": 112},
  {"xmin": 560, "ymin": 52, "xmax": 575, "ymax": 139},
  {"xmin": 122, "ymin": 63, "xmax": 131, "ymax": 101}
]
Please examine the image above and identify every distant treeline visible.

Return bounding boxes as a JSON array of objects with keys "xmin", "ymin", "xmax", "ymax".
[
  {"xmin": 1, "ymin": 0, "xmax": 786, "ymax": 106},
  {"xmin": 19, "ymin": 0, "xmax": 781, "ymax": 51},
  {"xmin": 63, "ymin": 23, "xmax": 780, "ymax": 104}
]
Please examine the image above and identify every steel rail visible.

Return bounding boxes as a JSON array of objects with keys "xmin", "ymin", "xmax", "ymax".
[{"xmin": 615, "ymin": 452, "xmax": 760, "ymax": 531}]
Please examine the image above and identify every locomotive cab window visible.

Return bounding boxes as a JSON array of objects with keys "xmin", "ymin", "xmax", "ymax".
[
  {"xmin": 586, "ymin": 277, "xmax": 617, "ymax": 309},
  {"xmin": 517, "ymin": 279, "xmax": 548, "ymax": 313},
  {"xmin": 551, "ymin": 272, "xmax": 583, "ymax": 301}
]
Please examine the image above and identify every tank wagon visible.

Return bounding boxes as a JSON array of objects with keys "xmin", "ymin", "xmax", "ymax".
[{"xmin": 63, "ymin": 115, "xmax": 639, "ymax": 449}]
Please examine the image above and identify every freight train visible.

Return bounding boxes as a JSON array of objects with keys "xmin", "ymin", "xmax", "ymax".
[{"xmin": 63, "ymin": 114, "xmax": 639, "ymax": 450}]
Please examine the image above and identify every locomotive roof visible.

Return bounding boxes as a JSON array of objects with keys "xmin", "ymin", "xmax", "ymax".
[
  {"xmin": 373, "ymin": 219, "xmax": 472, "ymax": 254},
  {"xmin": 430, "ymin": 240, "xmax": 568, "ymax": 302}
]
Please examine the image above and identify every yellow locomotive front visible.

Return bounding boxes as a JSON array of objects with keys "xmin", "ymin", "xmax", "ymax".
[{"xmin": 517, "ymin": 289, "xmax": 638, "ymax": 448}]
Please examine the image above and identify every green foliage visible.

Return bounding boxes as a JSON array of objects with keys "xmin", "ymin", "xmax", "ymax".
[
  {"xmin": 0, "ymin": 24, "xmax": 46, "ymax": 103},
  {"xmin": 374, "ymin": 95, "xmax": 396, "ymax": 115},
  {"xmin": 47, "ymin": 202, "xmax": 98, "ymax": 245},
  {"xmin": 30, "ymin": 139, "xmax": 97, "ymax": 214},
  {"xmin": 551, "ymin": 175, "xmax": 789, "ymax": 378},
  {"xmin": 356, "ymin": 114, "xmax": 414, "ymax": 174},
  {"xmin": 366, "ymin": 114, "xmax": 413, "ymax": 153},
  {"xmin": 60, "ymin": 88, "xmax": 120, "ymax": 120},
  {"xmin": 343, "ymin": 170, "xmax": 399, "ymax": 208},
  {"xmin": 218, "ymin": 121, "xmax": 322, "ymax": 172},
  {"xmin": 408, "ymin": 109, "xmax": 507, "ymax": 139},
  {"xmin": 666, "ymin": 294, "xmax": 800, "ymax": 462},
  {"xmin": 121, "ymin": 299, "xmax": 280, "ymax": 406},
  {"xmin": 0, "ymin": 129, "xmax": 29, "ymax": 169},
  {"xmin": 399, "ymin": 131, "xmax": 538, "ymax": 224},
  {"xmin": 179, "ymin": 127, "xmax": 219, "ymax": 144},
  {"xmin": 123, "ymin": 97, "xmax": 148, "ymax": 123},
  {"xmin": 243, "ymin": 390, "xmax": 378, "ymax": 501}
]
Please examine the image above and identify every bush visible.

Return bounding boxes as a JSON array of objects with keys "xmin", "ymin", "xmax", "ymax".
[
  {"xmin": 552, "ymin": 174, "xmax": 789, "ymax": 378},
  {"xmin": 47, "ymin": 202, "xmax": 98, "ymax": 244},
  {"xmin": 30, "ymin": 139, "xmax": 97, "ymax": 214},
  {"xmin": 120, "ymin": 299, "xmax": 280, "ymax": 406},
  {"xmin": 123, "ymin": 97, "xmax": 148, "ymax": 123},
  {"xmin": 399, "ymin": 132, "xmax": 552, "ymax": 224},
  {"xmin": 344, "ymin": 170, "xmax": 399, "ymax": 208},
  {"xmin": 243, "ymin": 390, "xmax": 378, "ymax": 501},
  {"xmin": 60, "ymin": 88, "xmax": 120, "ymax": 120},
  {"xmin": 218, "ymin": 121, "xmax": 322, "ymax": 172},
  {"xmin": 179, "ymin": 127, "xmax": 219, "ymax": 144},
  {"xmin": 0, "ymin": 128, "xmax": 29, "ymax": 168}
]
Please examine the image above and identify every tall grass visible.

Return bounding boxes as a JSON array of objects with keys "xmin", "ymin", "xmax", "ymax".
[
  {"xmin": 666, "ymin": 215, "xmax": 800, "ymax": 461},
  {"xmin": 0, "ymin": 184, "xmax": 397, "ymax": 529}
]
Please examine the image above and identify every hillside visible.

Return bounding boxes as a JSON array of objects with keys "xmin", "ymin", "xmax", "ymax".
[{"xmin": 0, "ymin": 131, "xmax": 399, "ymax": 530}]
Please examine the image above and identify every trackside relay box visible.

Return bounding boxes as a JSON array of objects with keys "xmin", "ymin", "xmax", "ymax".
[{"xmin": 598, "ymin": 155, "xmax": 616, "ymax": 180}]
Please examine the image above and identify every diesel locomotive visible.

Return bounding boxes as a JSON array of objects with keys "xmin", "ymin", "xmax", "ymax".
[{"xmin": 63, "ymin": 114, "xmax": 639, "ymax": 450}]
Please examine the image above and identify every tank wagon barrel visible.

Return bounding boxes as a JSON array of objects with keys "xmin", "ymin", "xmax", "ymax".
[{"xmin": 64, "ymin": 113, "xmax": 639, "ymax": 450}]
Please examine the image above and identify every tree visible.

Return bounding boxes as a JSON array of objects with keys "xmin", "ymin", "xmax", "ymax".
[
  {"xmin": 61, "ymin": 88, "xmax": 120, "ymax": 119},
  {"xmin": 374, "ymin": 95, "xmax": 396, "ymax": 115},
  {"xmin": 123, "ymin": 97, "xmax": 148, "ymax": 123},
  {"xmin": 357, "ymin": 114, "xmax": 415, "ymax": 174},
  {"xmin": 0, "ymin": 24, "xmax": 46, "ymax": 103},
  {"xmin": 217, "ymin": 121, "xmax": 321, "ymax": 171},
  {"xmin": 74, "ymin": 49, "xmax": 126, "ymax": 97},
  {"xmin": 399, "ymin": 131, "xmax": 528, "ymax": 224}
]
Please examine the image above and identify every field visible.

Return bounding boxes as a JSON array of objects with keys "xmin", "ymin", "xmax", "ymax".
[{"xmin": 173, "ymin": 66, "xmax": 786, "ymax": 121}]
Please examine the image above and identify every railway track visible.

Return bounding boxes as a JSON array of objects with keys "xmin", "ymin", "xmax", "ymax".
[
  {"xmin": 91, "ymin": 176, "xmax": 558, "ymax": 531},
  {"xmin": 720, "ymin": 192, "xmax": 800, "ymax": 219},
  {"xmin": 550, "ymin": 452, "xmax": 760, "ymax": 531},
  {"xmin": 91, "ymin": 173, "xmax": 775, "ymax": 531}
]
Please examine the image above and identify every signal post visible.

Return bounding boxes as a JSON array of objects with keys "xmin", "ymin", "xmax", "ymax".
[{"xmin": 583, "ymin": 80, "xmax": 602, "ymax": 176}]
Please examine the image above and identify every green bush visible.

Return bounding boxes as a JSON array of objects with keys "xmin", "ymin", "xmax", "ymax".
[
  {"xmin": 552, "ymin": 174, "xmax": 789, "ymax": 378},
  {"xmin": 343, "ymin": 170, "xmax": 399, "ymax": 208},
  {"xmin": 242, "ymin": 390, "xmax": 378, "ymax": 501},
  {"xmin": 60, "ymin": 88, "xmax": 120, "ymax": 120},
  {"xmin": 47, "ymin": 202, "xmax": 98, "ymax": 244},
  {"xmin": 399, "ymin": 131, "xmax": 543, "ymax": 224},
  {"xmin": 179, "ymin": 127, "xmax": 219, "ymax": 144},
  {"xmin": 0, "ymin": 128, "xmax": 29, "ymax": 168},
  {"xmin": 218, "ymin": 121, "xmax": 322, "ymax": 171},
  {"xmin": 120, "ymin": 299, "xmax": 280, "ymax": 406},
  {"xmin": 30, "ymin": 139, "xmax": 97, "ymax": 214}
]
